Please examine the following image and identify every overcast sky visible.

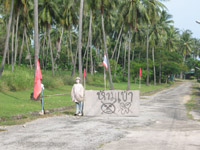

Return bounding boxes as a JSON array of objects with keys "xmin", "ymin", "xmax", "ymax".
[{"xmin": 163, "ymin": 0, "xmax": 200, "ymax": 39}]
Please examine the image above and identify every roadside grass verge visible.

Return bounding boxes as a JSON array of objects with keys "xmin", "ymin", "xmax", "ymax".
[
  {"xmin": 185, "ymin": 81, "xmax": 200, "ymax": 120},
  {"xmin": 0, "ymin": 66, "xmax": 175, "ymax": 126},
  {"xmin": 0, "ymin": 82, "xmax": 172, "ymax": 126}
]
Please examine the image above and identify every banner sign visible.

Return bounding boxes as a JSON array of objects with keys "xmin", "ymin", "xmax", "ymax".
[{"xmin": 84, "ymin": 90, "xmax": 140, "ymax": 116}]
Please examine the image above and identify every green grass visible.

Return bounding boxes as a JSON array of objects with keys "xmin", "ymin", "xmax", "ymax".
[
  {"xmin": 0, "ymin": 66, "xmax": 173, "ymax": 125},
  {"xmin": 185, "ymin": 82, "xmax": 200, "ymax": 120},
  {"xmin": 0, "ymin": 82, "xmax": 170, "ymax": 120}
]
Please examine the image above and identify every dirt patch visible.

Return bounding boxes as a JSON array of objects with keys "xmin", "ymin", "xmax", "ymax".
[{"xmin": 183, "ymin": 95, "xmax": 191, "ymax": 104}]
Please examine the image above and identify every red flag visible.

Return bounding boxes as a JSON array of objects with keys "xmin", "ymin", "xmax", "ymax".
[
  {"xmin": 33, "ymin": 58, "xmax": 42, "ymax": 99},
  {"xmin": 139, "ymin": 68, "xmax": 142, "ymax": 77},
  {"xmin": 103, "ymin": 54, "xmax": 108, "ymax": 70},
  {"xmin": 84, "ymin": 69, "xmax": 86, "ymax": 77}
]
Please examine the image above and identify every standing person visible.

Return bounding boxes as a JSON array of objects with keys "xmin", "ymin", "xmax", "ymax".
[{"xmin": 71, "ymin": 77, "xmax": 85, "ymax": 116}]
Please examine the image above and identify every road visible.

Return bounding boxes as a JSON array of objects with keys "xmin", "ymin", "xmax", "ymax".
[{"xmin": 0, "ymin": 81, "xmax": 200, "ymax": 150}]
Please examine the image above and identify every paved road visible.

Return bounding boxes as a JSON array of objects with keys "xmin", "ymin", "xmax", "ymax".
[{"xmin": 1, "ymin": 81, "xmax": 200, "ymax": 150}]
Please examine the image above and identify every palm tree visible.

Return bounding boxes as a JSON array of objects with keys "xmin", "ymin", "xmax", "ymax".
[
  {"xmin": 18, "ymin": 0, "xmax": 32, "ymax": 66},
  {"xmin": 179, "ymin": 30, "xmax": 193, "ymax": 78},
  {"xmin": 39, "ymin": 0, "xmax": 59, "ymax": 76},
  {"xmin": 0, "ymin": 0, "xmax": 14, "ymax": 78},
  {"xmin": 60, "ymin": 0, "xmax": 78, "ymax": 77},
  {"xmin": 166, "ymin": 26, "xmax": 179, "ymax": 52},
  {"xmin": 120, "ymin": 0, "xmax": 148, "ymax": 90},
  {"xmin": 34, "ymin": 0, "xmax": 39, "ymax": 74},
  {"xmin": 78, "ymin": 0, "xmax": 84, "ymax": 80},
  {"xmin": 13, "ymin": 0, "xmax": 26, "ymax": 65},
  {"xmin": 192, "ymin": 38, "xmax": 200, "ymax": 60},
  {"xmin": 157, "ymin": 10, "xmax": 174, "ymax": 84},
  {"xmin": 99, "ymin": 0, "xmax": 116, "ymax": 90},
  {"xmin": 142, "ymin": 0, "xmax": 167, "ymax": 85},
  {"xmin": 11, "ymin": 13, "xmax": 15, "ymax": 72},
  {"xmin": 85, "ymin": 0, "xmax": 99, "ymax": 75}
]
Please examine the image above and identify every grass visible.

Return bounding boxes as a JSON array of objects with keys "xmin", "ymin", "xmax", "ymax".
[
  {"xmin": 0, "ymin": 82, "xmax": 171, "ymax": 125},
  {"xmin": 0, "ymin": 66, "xmax": 174, "ymax": 126},
  {"xmin": 185, "ymin": 81, "xmax": 200, "ymax": 120}
]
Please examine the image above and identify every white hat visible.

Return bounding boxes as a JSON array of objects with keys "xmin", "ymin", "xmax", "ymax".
[{"xmin": 75, "ymin": 77, "xmax": 81, "ymax": 81}]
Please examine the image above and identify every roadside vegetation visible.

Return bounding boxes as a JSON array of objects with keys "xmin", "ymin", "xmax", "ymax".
[
  {"xmin": 0, "ymin": 0, "xmax": 200, "ymax": 126},
  {"xmin": 185, "ymin": 81, "xmax": 200, "ymax": 120},
  {"xmin": 0, "ymin": 66, "xmax": 173, "ymax": 126}
]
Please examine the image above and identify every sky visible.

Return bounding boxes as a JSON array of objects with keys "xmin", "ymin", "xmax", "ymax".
[{"xmin": 163, "ymin": 0, "xmax": 200, "ymax": 39}]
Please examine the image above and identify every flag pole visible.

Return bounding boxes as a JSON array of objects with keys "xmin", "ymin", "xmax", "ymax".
[
  {"xmin": 84, "ymin": 69, "xmax": 86, "ymax": 89},
  {"xmin": 104, "ymin": 67, "xmax": 106, "ymax": 90},
  {"xmin": 139, "ymin": 68, "xmax": 142, "ymax": 89},
  {"xmin": 40, "ymin": 84, "xmax": 44, "ymax": 115},
  {"xmin": 139, "ymin": 76, "xmax": 141, "ymax": 89},
  {"xmin": 84, "ymin": 76, "xmax": 86, "ymax": 89},
  {"xmin": 41, "ymin": 88, "xmax": 44, "ymax": 114}
]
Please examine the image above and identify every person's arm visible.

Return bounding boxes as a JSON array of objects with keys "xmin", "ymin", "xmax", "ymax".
[{"xmin": 71, "ymin": 85, "xmax": 75, "ymax": 101}]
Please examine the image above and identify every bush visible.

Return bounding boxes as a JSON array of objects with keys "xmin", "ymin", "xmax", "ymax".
[
  {"xmin": 190, "ymin": 76, "xmax": 195, "ymax": 80},
  {"xmin": 0, "ymin": 65, "xmax": 34, "ymax": 91},
  {"xmin": 0, "ymin": 66, "xmax": 68, "ymax": 92},
  {"xmin": 62, "ymin": 75, "xmax": 75, "ymax": 86}
]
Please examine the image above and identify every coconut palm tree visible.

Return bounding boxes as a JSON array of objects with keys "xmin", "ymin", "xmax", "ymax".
[
  {"xmin": 84, "ymin": 0, "xmax": 99, "ymax": 75},
  {"xmin": 34, "ymin": 0, "xmax": 40, "ymax": 74},
  {"xmin": 191, "ymin": 38, "xmax": 200, "ymax": 60},
  {"xmin": 39, "ymin": 0, "xmax": 59, "ymax": 76},
  {"xmin": 0, "ymin": 0, "xmax": 14, "ymax": 78},
  {"xmin": 166, "ymin": 26, "xmax": 179, "ymax": 52},
  {"xmin": 18, "ymin": 0, "xmax": 32, "ymax": 66},
  {"xmin": 179, "ymin": 30, "xmax": 193, "ymax": 61},
  {"xmin": 60, "ymin": 0, "xmax": 78, "ymax": 77},
  {"xmin": 98, "ymin": 0, "xmax": 118, "ymax": 90},
  {"xmin": 120, "ymin": 0, "xmax": 148, "ymax": 90},
  {"xmin": 142, "ymin": 0, "xmax": 167, "ymax": 85},
  {"xmin": 157, "ymin": 10, "xmax": 174, "ymax": 84},
  {"xmin": 77, "ymin": 0, "xmax": 84, "ymax": 80}
]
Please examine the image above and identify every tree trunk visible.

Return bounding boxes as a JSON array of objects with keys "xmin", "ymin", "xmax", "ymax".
[
  {"xmin": 139, "ymin": 51, "xmax": 141, "ymax": 61},
  {"xmin": 114, "ymin": 36, "xmax": 122, "ymax": 77},
  {"xmin": 123, "ymin": 42, "xmax": 127, "ymax": 81},
  {"xmin": 47, "ymin": 26, "xmax": 55, "ymax": 76},
  {"xmin": 86, "ymin": 42, "xmax": 89, "ymax": 74},
  {"xmin": 5, "ymin": 19, "xmax": 9, "ymax": 65},
  {"xmin": 152, "ymin": 47, "xmax": 156, "ymax": 85},
  {"xmin": 11, "ymin": 15, "xmax": 15, "ymax": 72},
  {"xmin": 25, "ymin": 27, "xmax": 32, "ymax": 69},
  {"xmin": 18, "ymin": 28, "xmax": 25, "ymax": 66},
  {"xmin": 0, "ymin": 0, "xmax": 14, "ymax": 78},
  {"xmin": 44, "ymin": 28, "xmax": 49, "ymax": 71},
  {"xmin": 69, "ymin": 29, "xmax": 74, "ymax": 65},
  {"xmin": 83, "ymin": 10, "xmax": 93, "ymax": 74},
  {"xmin": 146, "ymin": 27, "xmax": 149, "ymax": 86},
  {"xmin": 127, "ymin": 31, "xmax": 131, "ymax": 90},
  {"xmin": 78, "ymin": 0, "xmax": 84, "ymax": 81},
  {"xmin": 180, "ymin": 55, "xmax": 186, "ymax": 79},
  {"xmin": 55, "ymin": 26, "xmax": 64, "ymax": 62},
  {"xmin": 101, "ymin": 14, "xmax": 114, "ymax": 90},
  {"xmin": 72, "ymin": 47, "xmax": 78, "ymax": 77},
  {"xmin": 111, "ymin": 24, "xmax": 124, "ymax": 59},
  {"xmin": 159, "ymin": 63, "xmax": 161, "ymax": 84},
  {"xmin": 85, "ymin": 31, "xmax": 90, "ymax": 73},
  {"xmin": 41, "ymin": 31, "xmax": 46, "ymax": 69},
  {"xmin": 14, "ymin": 10, "xmax": 20, "ymax": 65},
  {"xmin": 132, "ymin": 49, "xmax": 134, "ymax": 61},
  {"xmin": 7, "ymin": 45, "xmax": 10, "ymax": 64},
  {"xmin": 158, "ymin": 48, "xmax": 162, "ymax": 84},
  {"xmin": 34, "ymin": 0, "xmax": 40, "ymax": 74},
  {"xmin": 89, "ymin": 10, "xmax": 93, "ymax": 75}
]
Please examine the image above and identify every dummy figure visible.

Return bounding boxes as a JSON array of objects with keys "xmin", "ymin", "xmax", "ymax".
[{"xmin": 71, "ymin": 77, "xmax": 85, "ymax": 116}]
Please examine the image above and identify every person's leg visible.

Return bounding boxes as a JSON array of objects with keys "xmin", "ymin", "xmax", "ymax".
[
  {"xmin": 75, "ymin": 102, "xmax": 79, "ymax": 115},
  {"xmin": 79, "ymin": 102, "xmax": 83, "ymax": 116}
]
